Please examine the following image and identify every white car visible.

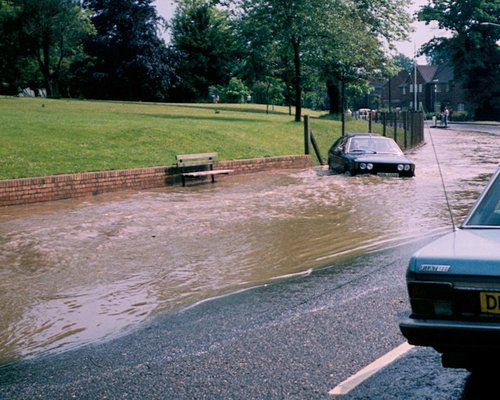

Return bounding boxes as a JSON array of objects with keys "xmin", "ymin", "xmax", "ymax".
[{"xmin": 400, "ymin": 166, "xmax": 500, "ymax": 371}]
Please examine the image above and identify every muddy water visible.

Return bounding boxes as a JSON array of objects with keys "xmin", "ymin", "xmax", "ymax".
[{"xmin": 0, "ymin": 127, "xmax": 498, "ymax": 363}]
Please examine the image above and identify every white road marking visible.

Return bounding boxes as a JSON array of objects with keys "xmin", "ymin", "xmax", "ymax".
[{"xmin": 329, "ymin": 342, "xmax": 414, "ymax": 397}]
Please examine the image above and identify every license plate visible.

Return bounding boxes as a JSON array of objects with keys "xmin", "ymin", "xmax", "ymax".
[
  {"xmin": 480, "ymin": 292, "xmax": 500, "ymax": 314},
  {"xmin": 378, "ymin": 172, "xmax": 399, "ymax": 177}
]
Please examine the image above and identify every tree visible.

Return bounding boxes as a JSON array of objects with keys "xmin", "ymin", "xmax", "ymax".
[
  {"xmin": 418, "ymin": 0, "xmax": 500, "ymax": 120},
  {"xmin": 234, "ymin": 0, "xmax": 338, "ymax": 121},
  {"xmin": 230, "ymin": 1, "xmax": 292, "ymax": 113},
  {"xmin": 169, "ymin": 0, "xmax": 236, "ymax": 102},
  {"xmin": 212, "ymin": 77, "xmax": 250, "ymax": 103},
  {"xmin": 0, "ymin": 0, "xmax": 23, "ymax": 94},
  {"xmin": 393, "ymin": 53, "xmax": 413, "ymax": 73},
  {"xmin": 80, "ymin": 0, "xmax": 170, "ymax": 101},
  {"xmin": 0, "ymin": 0, "xmax": 94, "ymax": 97},
  {"xmin": 317, "ymin": 0, "xmax": 411, "ymax": 114},
  {"xmin": 233, "ymin": 0, "xmax": 411, "ymax": 121},
  {"xmin": 230, "ymin": 1, "xmax": 281, "ymax": 92},
  {"xmin": 252, "ymin": 78, "xmax": 285, "ymax": 107}
]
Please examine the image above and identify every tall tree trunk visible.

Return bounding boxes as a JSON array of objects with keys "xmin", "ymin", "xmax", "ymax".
[
  {"xmin": 327, "ymin": 78, "xmax": 341, "ymax": 114},
  {"xmin": 39, "ymin": 39, "xmax": 53, "ymax": 98},
  {"xmin": 292, "ymin": 35, "xmax": 301, "ymax": 122}
]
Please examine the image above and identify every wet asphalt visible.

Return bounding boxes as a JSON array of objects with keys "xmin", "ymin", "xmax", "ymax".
[
  {"xmin": 0, "ymin": 237, "xmax": 441, "ymax": 400},
  {"xmin": 342, "ymin": 346, "xmax": 500, "ymax": 400}
]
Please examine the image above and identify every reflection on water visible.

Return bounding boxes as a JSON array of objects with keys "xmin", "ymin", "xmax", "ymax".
[{"xmin": 0, "ymin": 128, "xmax": 498, "ymax": 363}]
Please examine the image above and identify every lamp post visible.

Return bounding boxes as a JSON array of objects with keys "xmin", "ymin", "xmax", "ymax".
[
  {"xmin": 413, "ymin": 60, "xmax": 418, "ymax": 111},
  {"xmin": 432, "ymin": 78, "xmax": 439, "ymax": 113}
]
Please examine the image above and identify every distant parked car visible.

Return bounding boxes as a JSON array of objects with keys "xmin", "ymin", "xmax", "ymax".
[
  {"xmin": 400, "ymin": 166, "xmax": 500, "ymax": 371},
  {"xmin": 357, "ymin": 108, "xmax": 371, "ymax": 120},
  {"xmin": 328, "ymin": 133, "xmax": 415, "ymax": 177}
]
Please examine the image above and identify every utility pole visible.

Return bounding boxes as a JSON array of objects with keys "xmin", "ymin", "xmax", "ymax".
[{"xmin": 413, "ymin": 58, "xmax": 418, "ymax": 111}]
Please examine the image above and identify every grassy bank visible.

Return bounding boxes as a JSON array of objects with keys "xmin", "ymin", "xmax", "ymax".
[{"xmin": 0, "ymin": 97, "xmax": 378, "ymax": 180}]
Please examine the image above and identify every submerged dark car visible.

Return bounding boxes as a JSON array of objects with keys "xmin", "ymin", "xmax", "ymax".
[
  {"xmin": 400, "ymin": 166, "xmax": 500, "ymax": 371},
  {"xmin": 328, "ymin": 133, "xmax": 415, "ymax": 177}
]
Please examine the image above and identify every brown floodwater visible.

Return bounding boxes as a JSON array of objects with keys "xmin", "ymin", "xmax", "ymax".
[{"xmin": 0, "ymin": 127, "xmax": 498, "ymax": 363}]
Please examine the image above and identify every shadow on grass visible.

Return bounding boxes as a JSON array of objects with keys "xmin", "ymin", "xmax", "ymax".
[
  {"xmin": 171, "ymin": 103, "xmax": 293, "ymax": 116},
  {"xmin": 143, "ymin": 107, "xmax": 306, "ymax": 125},
  {"xmin": 142, "ymin": 113, "xmax": 270, "ymax": 124}
]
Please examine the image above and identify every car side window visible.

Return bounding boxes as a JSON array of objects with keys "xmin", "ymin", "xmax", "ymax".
[{"xmin": 335, "ymin": 138, "xmax": 347, "ymax": 153}]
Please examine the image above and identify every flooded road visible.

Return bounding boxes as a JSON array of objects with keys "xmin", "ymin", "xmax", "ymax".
[{"xmin": 0, "ymin": 126, "xmax": 498, "ymax": 364}]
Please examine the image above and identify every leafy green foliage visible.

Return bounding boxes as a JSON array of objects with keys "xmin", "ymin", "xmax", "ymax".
[
  {"xmin": 232, "ymin": 0, "xmax": 411, "ymax": 119},
  {"xmin": 213, "ymin": 77, "xmax": 251, "ymax": 103},
  {"xmin": 419, "ymin": 0, "xmax": 500, "ymax": 120},
  {"xmin": 169, "ymin": 0, "xmax": 236, "ymax": 101},
  {"xmin": 0, "ymin": 0, "xmax": 94, "ymax": 97},
  {"xmin": 1, "ymin": 0, "xmax": 414, "ymax": 111},
  {"xmin": 252, "ymin": 79, "xmax": 286, "ymax": 106},
  {"xmin": 79, "ymin": 0, "xmax": 170, "ymax": 101},
  {"xmin": 393, "ymin": 54, "xmax": 414, "ymax": 73},
  {"xmin": 0, "ymin": 0, "xmax": 24, "ymax": 94}
]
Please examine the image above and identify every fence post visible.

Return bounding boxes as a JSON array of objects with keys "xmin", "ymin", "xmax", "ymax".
[
  {"xmin": 410, "ymin": 112, "xmax": 414, "ymax": 146},
  {"xmin": 403, "ymin": 112, "xmax": 408, "ymax": 148},
  {"xmin": 304, "ymin": 115, "xmax": 310, "ymax": 155},
  {"xmin": 418, "ymin": 111, "xmax": 424, "ymax": 144},
  {"xmin": 342, "ymin": 110, "xmax": 345, "ymax": 136},
  {"xmin": 393, "ymin": 112, "xmax": 398, "ymax": 143},
  {"xmin": 382, "ymin": 112, "xmax": 387, "ymax": 137},
  {"xmin": 310, "ymin": 131, "xmax": 324, "ymax": 165}
]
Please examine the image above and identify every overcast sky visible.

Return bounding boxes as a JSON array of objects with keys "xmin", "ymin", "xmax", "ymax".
[
  {"xmin": 154, "ymin": 0, "xmax": 448, "ymax": 64},
  {"xmin": 394, "ymin": 0, "xmax": 450, "ymax": 63}
]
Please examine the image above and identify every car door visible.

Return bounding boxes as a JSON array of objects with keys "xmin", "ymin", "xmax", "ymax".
[{"xmin": 329, "ymin": 137, "xmax": 348, "ymax": 173}]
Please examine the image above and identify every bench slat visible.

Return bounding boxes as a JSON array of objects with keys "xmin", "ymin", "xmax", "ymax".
[
  {"xmin": 181, "ymin": 169, "xmax": 233, "ymax": 177},
  {"xmin": 179, "ymin": 160, "xmax": 214, "ymax": 167},
  {"xmin": 176, "ymin": 152, "xmax": 218, "ymax": 161}
]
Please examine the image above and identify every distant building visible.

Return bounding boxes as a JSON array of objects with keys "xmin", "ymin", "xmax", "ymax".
[{"xmin": 379, "ymin": 63, "xmax": 472, "ymax": 116}]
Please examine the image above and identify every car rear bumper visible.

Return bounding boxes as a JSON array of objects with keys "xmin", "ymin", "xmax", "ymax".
[{"xmin": 400, "ymin": 316, "xmax": 500, "ymax": 352}]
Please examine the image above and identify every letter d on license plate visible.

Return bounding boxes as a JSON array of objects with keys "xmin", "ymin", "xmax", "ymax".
[{"xmin": 480, "ymin": 292, "xmax": 500, "ymax": 314}]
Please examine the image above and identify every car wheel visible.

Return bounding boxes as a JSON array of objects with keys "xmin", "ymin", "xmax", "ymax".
[
  {"xmin": 443, "ymin": 351, "xmax": 498, "ymax": 373},
  {"xmin": 328, "ymin": 160, "xmax": 334, "ymax": 173},
  {"xmin": 466, "ymin": 361, "xmax": 498, "ymax": 374},
  {"xmin": 349, "ymin": 166, "xmax": 357, "ymax": 176}
]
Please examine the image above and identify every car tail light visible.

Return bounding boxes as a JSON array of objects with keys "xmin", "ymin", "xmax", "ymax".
[{"xmin": 408, "ymin": 282, "xmax": 454, "ymax": 317}]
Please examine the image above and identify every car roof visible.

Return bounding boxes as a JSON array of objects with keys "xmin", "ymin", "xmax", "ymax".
[{"xmin": 345, "ymin": 133, "xmax": 384, "ymax": 139}]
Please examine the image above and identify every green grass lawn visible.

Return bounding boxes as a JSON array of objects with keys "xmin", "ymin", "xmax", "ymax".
[{"xmin": 0, "ymin": 96, "xmax": 377, "ymax": 179}]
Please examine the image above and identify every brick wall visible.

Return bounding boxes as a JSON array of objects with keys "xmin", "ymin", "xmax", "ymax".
[
  {"xmin": 0, "ymin": 155, "xmax": 311, "ymax": 207},
  {"xmin": 219, "ymin": 155, "xmax": 311, "ymax": 175}
]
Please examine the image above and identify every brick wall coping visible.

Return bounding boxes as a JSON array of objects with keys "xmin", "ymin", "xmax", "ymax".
[{"xmin": 0, "ymin": 155, "xmax": 311, "ymax": 207}]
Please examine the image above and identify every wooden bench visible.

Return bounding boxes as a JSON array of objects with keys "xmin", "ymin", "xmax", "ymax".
[{"xmin": 176, "ymin": 152, "xmax": 233, "ymax": 187}]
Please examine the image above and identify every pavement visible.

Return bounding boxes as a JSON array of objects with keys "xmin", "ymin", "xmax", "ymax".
[{"xmin": 428, "ymin": 120, "xmax": 500, "ymax": 135}]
